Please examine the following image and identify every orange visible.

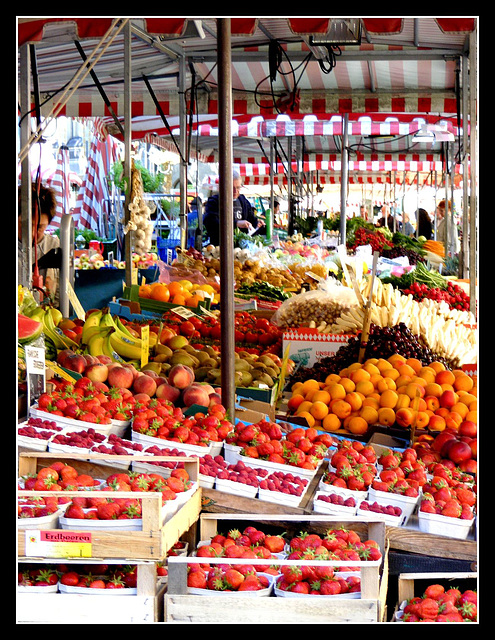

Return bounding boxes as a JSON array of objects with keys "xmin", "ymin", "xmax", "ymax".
[
  {"xmin": 186, "ymin": 294, "xmax": 204, "ymax": 308},
  {"xmin": 309, "ymin": 401, "xmax": 329, "ymax": 421},
  {"xmin": 167, "ymin": 281, "xmax": 185, "ymax": 297},
  {"xmin": 139, "ymin": 284, "xmax": 152, "ymax": 298},
  {"xmin": 379, "ymin": 389, "xmax": 399, "ymax": 409},
  {"xmin": 347, "ymin": 416, "xmax": 369, "ymax": 435},
  {"xmin": 150, "ymin": 284, "xmax": 171, "ymax": 302},
  {"xmin": 296, "ymin": 411, "xmax": 315, "ymax": 428},
  {"xmin": 322, "ymin": 413, "xmax": 342, "ymax": 432},
  {"xmin": 171, "ymin": 294, "xmax": 187, "ymax": 306},
  {"xmin": 291, "ymin": 381, "xmax": 304, "ymax": 394},
  {"xmin": 377, "ymin": 406, "xmax": 396, "ymax": 426},
  {"xmin": 330, "ymin": 399, "xmax": 352, "ymax": 420},
  {"xmin": 360, "ymin": 405, "xmax": 379, "ymax": 425}
]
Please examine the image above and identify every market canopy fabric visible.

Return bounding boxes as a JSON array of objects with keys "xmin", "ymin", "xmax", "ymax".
[{"xmin": 18, "ymin": 17, "xmax": 476, "ymax": 121}]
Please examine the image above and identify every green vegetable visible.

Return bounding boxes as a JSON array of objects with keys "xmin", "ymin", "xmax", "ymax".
[{"xmin": 236, "ymin": 281, "xmax": 292, "ymax": 301}]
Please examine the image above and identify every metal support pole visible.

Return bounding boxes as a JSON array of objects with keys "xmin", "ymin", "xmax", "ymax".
[
  {"xmin": 59, "ymin": 214, "xmax": 74, "ymax": 317},
  {"xmin": 461, "ymin": 53, "xmax": 470, "ymax": 278},
  {"xmin": 217, "ymin": 18, "xmax": 236, "ymax": 422},
  {"xmin": 179, "ymin": 54, "xmax": 188, "ymax": 250},
  {"xmin": 287, "ymin": 136, "xmax": 293, "ymax": 236},
  {"xmin": 123, "ymin": 20, "xmax": 133, "ymax": 287},
  {"xmin": 468, "ymin": 28, "xmax": 477, "ymax": 314},
  {"xmin": 340, "ymin": 112, "xmax": 349, "ymax": 245},
  {"xmin": 269, "ymin": 136, "xmax": 275, "ymax": 240},
  {"xmin": 19, "ymin": 44, "xmax": 32, "ymax": 290}
]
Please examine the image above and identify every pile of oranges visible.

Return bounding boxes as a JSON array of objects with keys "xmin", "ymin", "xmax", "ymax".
[
  {"xmin": 138, "ymin": 279, "xmax": 219, "ymax": 308},
  {"xmin": 287, "ymin": 354, "xmax": 477, "ymax": 437}
]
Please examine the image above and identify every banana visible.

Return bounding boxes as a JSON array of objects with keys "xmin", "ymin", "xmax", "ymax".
[
  {"xmin": 81, "ymin": 310, "xmax": 103, "ymax": 344},
  {"xmin": 103, "ymin": 332, "xmax": 125, "ymax": 363},
  {"xmin": 43, "ymin": 308, "xmax": 79, "ymax": 350},
  {"xmin": 115, "ymin": 316, "xmax": 136, "ymax": 339},
  {"xmin": 109, "ymin": 331, "xmax": 144, "ymax": 361},
  {"xmin": 86, "ymin": 326, "xmax": 113, "ymax": 357},
  {"xmin": 99, "ymin": 312, "xmax": 117, "ymax": 330}
]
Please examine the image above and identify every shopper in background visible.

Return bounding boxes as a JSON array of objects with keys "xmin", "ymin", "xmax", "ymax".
[
  {"xmin": 435, "ymin": 199, "xmax": 460, "ymax": 254},
  {"xmin": 416, "ymin": 207, "xmax": 433, "ymax": 240},
  {"xmin": 376, "ymin": 204, "xmax": 395, "ymax": 231},
  {"xmin": 18, "ymin": 182, "xmax": 60, "ymax": 307},
  {"xmin": 400, "ymin": 212, "xmax": 415, "ymax": 237},
  {"xmin": 203, "ymin": 171, "xmax": 264, "ymax": 245}
]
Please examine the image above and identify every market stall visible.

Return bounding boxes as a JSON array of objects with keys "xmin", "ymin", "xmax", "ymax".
[{"xmin": 17, "ymin": 17, "xmax": 478, "ymax": 625}]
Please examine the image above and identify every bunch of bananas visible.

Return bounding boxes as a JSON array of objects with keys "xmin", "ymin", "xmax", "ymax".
[
  {"xmin": 28, "ymin": 306, "xmax": 80, "ymax": 353},
  {"xmin": 81, "ymin": 310, "xmax": 157, "ymax": 362}
]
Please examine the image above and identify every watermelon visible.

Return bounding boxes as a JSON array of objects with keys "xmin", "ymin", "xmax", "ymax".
[{"xmin": 18, "ymin": 313, "xmax": 43, "ymax": 344}]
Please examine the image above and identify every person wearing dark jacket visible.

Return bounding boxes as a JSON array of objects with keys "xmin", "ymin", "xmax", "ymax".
[
  {"xmin": 203, "ymin": 171, "xmax": 263, "ymax": 245},
  {"xmin": 416, "ymin": 207, "xmax": 433, "ymax": 240}
]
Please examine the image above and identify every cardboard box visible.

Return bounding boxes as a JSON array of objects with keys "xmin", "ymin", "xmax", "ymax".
[{"xmin": 282, "ymin": 328, "xmax": 351, "ymax": 367}]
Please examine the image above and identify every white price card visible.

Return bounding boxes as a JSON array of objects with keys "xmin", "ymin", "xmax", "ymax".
[{"xmin": 25, "ymin": 529, "xmax": 93, "ymax": 559}]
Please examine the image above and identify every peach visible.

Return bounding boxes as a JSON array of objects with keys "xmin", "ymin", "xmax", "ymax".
[
  {"xmin": 395, "ymin": 407, "xmax": 414, "ymax": 428},
  {"xmin": 132, "ymin": 373, "xmax": 158, "ymax": 397},
  {"xmin": 395, "ymin": 393, "xmax": 411, "ymax": 409},
  {"xmin": 122, "ymin": 363, "xmax": 140, "ymax": 381},
  {"xmin": 182, "ymin": 383, "xmax": 211, "ymax": 408},
  {"xmin": 428, "ymin": 414, "xmax": 446, "ymax": 432},
  {"xmin": 84, "ymin": 362, "xmax": 109, "ymax": 383},
  {"xmin": 435, "ymin": 369, "xmax": 456, "ymax": 386},
  {"xmin": 56, "ymin": 349, "xmax": 76, "ymax": 368},
  {"xmin": 96, "ymin": 355, "xmax": 114, "ymax": 365},
  {"xmin": 82, "ymin": 354, "xmax": 99, "ymax": 367},
  {"xmin": 168, "ymin": 364, "xmax": 195, "ymax": 389},
  {"xmin": 65, "ymin": 353, "xmax": 87, "ymax": 374},
  {"xmin": 156, "ymin": 382, "xmax": 181, "ymax": 404},
  {"xmin": 425, "ymin": 395, "xmax": 440, "ymax": 412},
  {"xmin": 415, "ymin": 411, "xmax": 430, "ymax": 429},
  {"xmin": 439, "ymin": 389, "xmax": 458, "ymax": 409},
  {"xmin": 208, "ymin": 392, "xmax": 223, "ymax": 408},
  {"xmin": 107, "ymin": 365, "xmax": 134, "ymax": 390}
]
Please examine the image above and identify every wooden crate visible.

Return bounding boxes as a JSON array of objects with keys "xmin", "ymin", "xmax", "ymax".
[
  {"xmin": 397, "ymin": 571, "xmax": 478, "ymax": 604},
  {"xmin": 17, "ymin": 560, "xmax": 167, "ymax": 623},
  {"xmin": 18, "ymin": 452, "xmax": 201, "ymax": 561},
  {"xmin": 165, "ymin": 513, "xmax": 389, "ymax": 623}
]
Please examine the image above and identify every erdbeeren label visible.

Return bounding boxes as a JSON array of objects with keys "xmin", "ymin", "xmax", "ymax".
[{"xmin": 41, "ymin": 531, "xmax": 91, "ymax": 543}]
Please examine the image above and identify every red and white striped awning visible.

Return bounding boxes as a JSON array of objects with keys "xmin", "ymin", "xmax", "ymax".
[{"xmin": 234, "ymin": 159, "xmax": 450, "ymax": 176}]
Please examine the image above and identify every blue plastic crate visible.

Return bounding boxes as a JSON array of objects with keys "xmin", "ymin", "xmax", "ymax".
[{"xmin": 156, "ymin": 236, "xmax": 180, "ymax": 263}]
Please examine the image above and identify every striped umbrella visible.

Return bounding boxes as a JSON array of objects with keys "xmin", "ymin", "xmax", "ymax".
[
  {"xmin": 46, "ymin": 145, "xmax": 72, "ymax": 229},
  {"xmin": 72, "ymin": 134, "xmax": 112, "ymax": 234}
]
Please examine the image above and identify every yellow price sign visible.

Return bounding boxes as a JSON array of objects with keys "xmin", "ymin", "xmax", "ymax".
[{"xmin": 140, "ymin": 324, "xmax": 149, "ymax": 368}]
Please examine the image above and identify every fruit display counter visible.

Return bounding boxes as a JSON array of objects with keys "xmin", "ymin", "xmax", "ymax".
[{"xmin": 17, "ymin": 230, "xmax": 478, "ymax": 623}]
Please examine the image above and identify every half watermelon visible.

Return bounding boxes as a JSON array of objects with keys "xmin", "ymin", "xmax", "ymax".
[{"xmin": 18, "ymin": 313, "xmax": 43, "ymax": 344}]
